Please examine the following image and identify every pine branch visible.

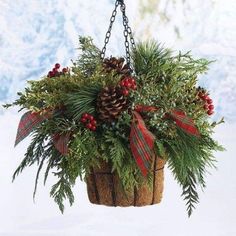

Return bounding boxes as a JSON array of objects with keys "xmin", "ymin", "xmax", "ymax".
[{"xmin": 65, "ymin": 84, "xmax": 101, "ymax": 121}]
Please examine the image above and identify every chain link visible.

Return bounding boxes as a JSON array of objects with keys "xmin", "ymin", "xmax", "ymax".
[
  {"xmin": 100, "ymin": 1, "xmax": 119, "ymax": 60},
  {"xmin": 101, "ymin": 0, "xmax": 136, "ymax": 69}
]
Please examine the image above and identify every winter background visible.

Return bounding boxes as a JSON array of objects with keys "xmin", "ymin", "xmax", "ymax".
[{"xmin": 0, "ymin": 0, "xmax": 236, "ymax": 235}]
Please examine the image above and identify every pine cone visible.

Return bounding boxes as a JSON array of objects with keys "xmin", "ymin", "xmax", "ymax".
[
  {"xmin": 96, "ymin": 86, "xmax": 129, "ymax": 122},
  {"xmin": 103, "ymin": 57, "xmax": 131, "ymax": 75}
]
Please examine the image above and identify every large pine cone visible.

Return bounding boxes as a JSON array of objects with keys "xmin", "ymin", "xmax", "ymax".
[
  {"xmin": 97, "ymin": 86, "xmax": 128, "ymax": 122},
  {"xmin": 103, "ymin": 57, "xmax": 131, "ymax": 75}
]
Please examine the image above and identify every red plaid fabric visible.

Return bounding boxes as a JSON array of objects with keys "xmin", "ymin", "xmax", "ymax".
[
  {"xmin": 169, "ymin": 110, "xmax": 200, "ymax": 137},
  {"xmin": 130, "ymin": 111, "xmax": 155, "ymax": 176},
  {"xmin": 135, "ymin": 105, "xmax": 200, "ymax": 137},
  {"xmin": 135, "ymin": 105, "xmax": 158, "ymax": 113},
  {"xmin": 15, "ymin": 112, "xmax": 46, "ymax": 146},
  {"xmin": 131, "ymin": 106, "xmax": 200, "ymax": 175},
  {"xmin": 53, "ymin": 133, "xmax": 70, "ymax": 156},
  {"xmin": 15, "ymin": 110, "xmax": 70, "ymax": 156}
]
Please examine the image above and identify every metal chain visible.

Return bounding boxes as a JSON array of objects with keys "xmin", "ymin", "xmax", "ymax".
[
  {"xmin": 100, "ymin": 1, "xmax": 119, "ymax": 60},
  {"xmin": 101, "ymin": 0, "xmax": 136, "ymax": 68},
  {"xmin": 120, "ymin": 2, "xmax": 136, "ymax": 67}
]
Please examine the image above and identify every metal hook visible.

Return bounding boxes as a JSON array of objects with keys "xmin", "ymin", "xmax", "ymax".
[{"xmin": 117, "ymin": 0, "xmax": 124, "ymax": 4}]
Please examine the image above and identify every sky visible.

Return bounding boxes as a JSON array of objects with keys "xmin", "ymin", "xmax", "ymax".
[{"xmin": 0, "ymin": 0, "xmax": 236, "ymax": 235}]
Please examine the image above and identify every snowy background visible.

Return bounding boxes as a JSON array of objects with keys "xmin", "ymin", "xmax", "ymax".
[{"xmin": 0, "ymin": 0, "xmax": 236, "ymax": 235}]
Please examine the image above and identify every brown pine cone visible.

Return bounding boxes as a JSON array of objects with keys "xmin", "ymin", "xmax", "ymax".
[
  {"xmin": 103, "ymin": 57, "xmax": 131, "ymax": 75},
  {"xmin": 96, "ymin": 86, "xmax": 129, "ymax": 122}
]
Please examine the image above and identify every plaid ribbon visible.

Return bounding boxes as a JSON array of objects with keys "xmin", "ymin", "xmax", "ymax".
[
  {"xmin": 130, "ymin": 111, "xmax": 155, "ymax": 176},
  {"xmin": 169, "ymin": 110, "xmax": 200, "ymax": 137},
  {"xmin": 130, "ymin": 105, "xmax": 200, "ymax": 176},
  {"xmin": 15, "ymin": 111, "xmax": 70, "ymax": 155},
  {"xmin": 15, "ymin": 111, "xmax": 46, "ymax": 146},
  {"xmin": 53, "ymin": 133, "xmax": 71, "ymax": 156}
]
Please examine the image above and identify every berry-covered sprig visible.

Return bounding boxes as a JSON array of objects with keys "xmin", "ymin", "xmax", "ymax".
[
  {"xmin": 119, "ymin": 76, "xmax": 137, "ymax": 96},
  {"xmin": 47, "ymin": 63, "xmax": 69, "ymax": 78},
  {"xmin": 80, "ymin": 113, "xmax": 97, "ymax": 131},
  {"xmin": 198, "ymin": 89, "xmax": 214, "ymax": 115}
]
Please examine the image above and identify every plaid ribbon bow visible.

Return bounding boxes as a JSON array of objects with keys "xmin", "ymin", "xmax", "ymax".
[
  {"xmin": 130, "ymin": 111, "xmax": 156, "ymax": 176},
  {"xmin": 15, "ymin": 111, "xmax": 70, "ymax": 155},
  {"xmin": 130, "ymin": 105, "xmax": 200, "ymax": 176}
]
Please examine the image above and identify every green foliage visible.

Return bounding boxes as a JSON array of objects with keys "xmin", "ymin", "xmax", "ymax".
[
  {"xmin": 66, "ymin": 84, "xmax": 102, "ymax": 121},
  {"xmin": 50, "ymin": 156, "xmax": 76, "ymax": 213},
  {"xmin": 163, "ymin": 129, "xmax": 224, "ymax": 216},
  {"xmin": 74, "ymin": 36, "xmax": 101, "ymax": 76},
  {"xmin": 7, "ymin": 36, "xmax": 224, "ymax": 216},
  {"xmin": 102, "ymin": 130, "xmax": 142, "ymax": 190}
]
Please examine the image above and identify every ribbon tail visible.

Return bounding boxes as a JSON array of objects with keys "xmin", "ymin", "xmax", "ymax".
[
  {"xmin": 170, "ymin": 110, "xmax": 200, "ymax": 137},
  {"xmin": 130, "ymin": 111, "xmax": 155, "ymax": 176},
  {"xmin": 53, "ymin": 133, "xmax": 70, "ymax": 156},
  {"xmin": 15, "ymin": 111, "xmax": 46, "ymax": 146}
]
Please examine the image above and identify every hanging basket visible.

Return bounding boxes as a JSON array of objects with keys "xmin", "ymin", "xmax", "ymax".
[
  {"xmin": 86, "ymin": 0, "xmax": 164, "ymax": 207},
  {"xmin": 8, "ymin": 0, "xmax": 224, "ymax": 217},
  {"xmin": 86, "ymin": 157, "xmax": 165, "ymax": 207}
]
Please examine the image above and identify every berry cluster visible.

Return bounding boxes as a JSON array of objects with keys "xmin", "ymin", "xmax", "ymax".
[
  {"xmin": 119, "ymin": 77, "xmax": 137, "ymax": 96},
  {"xmin": 198, "ymin": 92, "xmax": 214, "ymax": 115},
  {"xmin": 47, "ymin": 63, "xmax": 69, "ymax": 78},
  {"xmin": 80, "ymin": 113, "xmax": 97, "ymax": 131}
]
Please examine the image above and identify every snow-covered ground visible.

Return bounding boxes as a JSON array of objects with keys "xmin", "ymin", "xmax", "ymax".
[{"xmin": 0, "ymin": 0, "xmax": 236, "ymax": 235}]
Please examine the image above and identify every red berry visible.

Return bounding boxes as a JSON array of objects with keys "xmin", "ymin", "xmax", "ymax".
[
  {"xmin": 202, "ymin": 95, "xmax": 209, "ymax": 101},
  {"xmin": 122, "ymin": 89, "xmax": 129, "ymax": 96},
  {"xmin": 53, "ymin": 68, "xmax": 58, "ymax": 73},
  {"xmin": 55, "ymin": 63, "xmax": 60, "ymax": 69},
  {"xmin": 207, "ymin": 110, "xmax": 214, "ymax": 115},
  {"xmin": 91, "ymin": 120, "xmax": 97, "ymax": 126},
  {"xmin": 124, "ymin": 81, "xmax": 131, "ymax": 88},
  {"xmin": 208, "ymin": 104, "xmax": 214, "ymax": 110},
  {"xmin": 88, "ymin": 115, "xmax": 94, "ymax": 121},
  {"xmin": 48, "ymin": 71, "xmax": 55, "ymax": 77},
  {"xmin": 62, "ymin": 68, "xmax": 68, "ymax": 73},
  {"xmin": 131, "ymin": 84, "xmax": 137, "ymax": 90},
  {"xmin": 86, "ymin": 123, "xmax": 92, "ymax": 129},
  {"xmin": 207, "ymin": 98, "xmax": 213, "ymax": 104},
  {"xmin": 80, "ymin": 118, "xmax": 87, "ymax": 123},
  {"xmin": 83, "ymin": 113, "xmax": 89, "ymax": 119},
  {"xmin": 120, "ymin": 81, "xmax": 125, "ymax": 86},
  {"xmin": 91, "ymin": 126, "xmax": 97, "ymax": 131},
  {"xmin": 129, "ymin": 77, "xmax": 136, "ymax": 84},
  {"xmin": 203, "ymin": 104, "xmax": 208, "ymax": 110}
]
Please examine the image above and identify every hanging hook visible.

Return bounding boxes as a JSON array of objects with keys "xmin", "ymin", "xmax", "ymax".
[{"xmin": 117, "ymin": 0, "xmax": 124, "ymax": 4}]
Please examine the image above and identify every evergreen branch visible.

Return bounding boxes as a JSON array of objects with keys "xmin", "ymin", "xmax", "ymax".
[
  {"xmin": 12, "ymin": 130, "xmax": 46, "ymax": 181},
  {"xmin": 50, "ymin": 175, "xmax": 74, "ymax": 213},
  {"xmin": 164, "ymin": 128, "xmax": 223, "ymax": 215},
  {"xmin": 44, "ymin": 151, "xmax": 59, "ymax": 185},
  {"xmin": 33, "ymin": 153, "xmax": 47, "ymax": 200},
  {"xmin": 103, "ymin": 131, "xmax": 141, "ymax": 190},
  {"xmin": 50, "ymin": 156, "xmax": 77, "ymax": 213},
  {"xmin": 65, "ymin": 84, "xmax": 101, "ymax": 120},
  {"xmin": 181, "ymin": 170, "xmax": 199, "ymax": 217},
  {"xmin": 75, "ymin": 36, "xmax": 102, "ymax": 76}
]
